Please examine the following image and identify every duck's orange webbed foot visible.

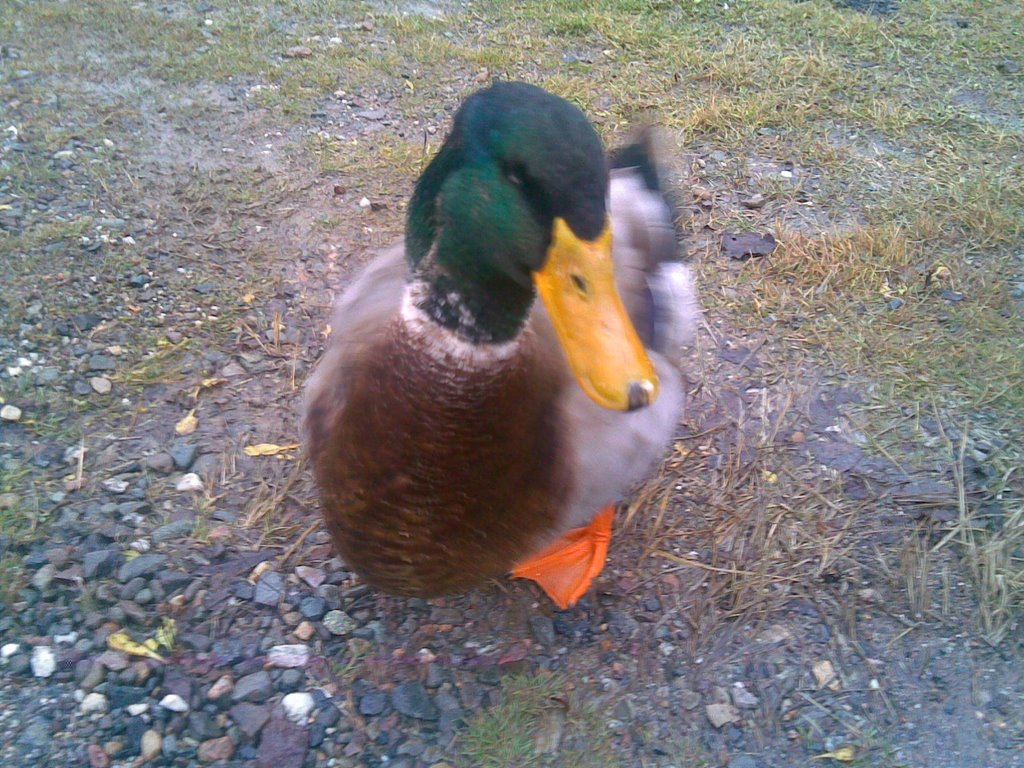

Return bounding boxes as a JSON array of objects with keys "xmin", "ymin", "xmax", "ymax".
[{"xmin": 511, "ymin": 505, "xmax": 615, "ymax": 609}]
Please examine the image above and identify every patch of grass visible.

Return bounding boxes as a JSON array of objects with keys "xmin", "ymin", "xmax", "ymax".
[
  {"xmin": 458, "ymin": 672, "xmax": 616, "ymax": 768},
  {"xmin": 113, "ymin": 339, "xmax": 193, "ymax": 387},
  {"xmin": 0, "ymin": 464, "xmax": 39, "ymax": 603}
]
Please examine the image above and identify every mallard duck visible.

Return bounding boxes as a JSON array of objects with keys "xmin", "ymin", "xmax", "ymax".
[{"xmin": 303, "ymin": 82, "xmax": 698, "ymax": 609}]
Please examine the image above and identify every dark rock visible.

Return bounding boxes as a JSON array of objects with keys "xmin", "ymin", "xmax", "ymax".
[
  {"xmin": 229, "ymin": 702, "xmax": 271, "ymax": 741},
  {"xmin": 17, "ymin": 719, "xmax": 51, "ymax": 748},
  {"xmin": 107, "ymin": 685, "xmax": 147, "ymax": 709},
  {"xmin": 180, "ymin": 632, "xmax": 213, "ymax": 652},
  {"xmin": 72, "ymin": 313, "xmax": 103, "ymax": 332},
  {"xmin": 256, "ymin": 714, "xmax": 309, "ymax": 768},
  {"xmin": 424, "ymin": 663, "xmax": 445, "ymax": 688},
  {"xmin": 152, "ymin": 519, "xmax": 193, "ymax": 544},
  {"xmin": 299, "ymin": 595, "xmax": 326, "ymax": 620},
  {"xmin": 315, "ymin": 702, "xmax": 341, "ymax": 728},
  {"xmin": 188, "ymin": 711, "xmax": 223, "ymax": 740},
  {"xmin": 278, "ymin": 668, "xmax": 303, "ymax": 691},
  {"xmin": 144, "ymin": 453, "xmax": 175, "ymax": 474},
  {"xmin": 434, "ymin": 690, "xmax": 462, "ymax": 718},
  {"xmin": 309, "ymin": 723, "xmax": 326, "ymax": 748},
  {"xmin": 253, "ymin": 572, "xmax": 284, "ymax": 607},
  {"xmin": 391, "ymin": 682, "xmax": 438, "ymax": 720},
  {"xmin": 529, "ymin": 615, "xmax": 557, "ymax": 645},
  {"xmin": 358, "ymin": 690, "xmax": 387, "ymax": 717},
  {"xmin": 156, "ymin": 570, "xmax": 192, "ymax": 592},
  {"xmin": 83, "ymin": 549, "xmax": 122, "ymax": 580},
  {"xmin": 233, "ymin": 671, "xmax": 273, "ymax": 703},
  {"xmin": 125, "ymin": 715, "xmax": 148, "ymax": 753},
  {"xmin": 120, "ymin": 576, "xmax": 147, "ymax": 601},
  {"xmin": 232, "ymin": 581, "xmax": 255, "ymax": 600},
  {"xmin": 88, "ymin": 354, "xmax": 117, "ymax": 372},
  {"xmin": 117, "ymin": 553, "xmax": 168, "ymax": 583},
  {"xmin": 169, "ymin": 441, "xmax": 198, "ymax": 470}
]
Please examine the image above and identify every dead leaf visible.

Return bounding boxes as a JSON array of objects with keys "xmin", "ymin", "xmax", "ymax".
[
  {"xmin": 107, "ymin": 631, "xmax": 165, "ymax": 662},
  {"xmin": 812, "ymin": 746, "xmax": 855, "ymax": 762},
  {"xmin": 721, "ymin": 231, "xmax": 777, "ymax": 260},
  {"xmin": 242, "ymin": 292, "xmax": 256, "ymax": 304},
  {"xmin": 285, "ymin": 45, "xmax": 313, "ymax": 58},
  {"xmin": 813, "ymin": 659, "xmax": 841, "ymax": 690},
  {"xmin": 243, "ymin": 442, "xmax": 300, "ymax": 457},
  {"xmin": 154, "ymin": 618, "xmax": 177, "ymax": 651},
  {"xmin": 175, "ymin": 409, "xmax": 198, "ymax": 435}
]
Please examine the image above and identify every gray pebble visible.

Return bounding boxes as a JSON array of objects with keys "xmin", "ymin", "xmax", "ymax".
[
  {"xmin": 117, "ymin": 553, "xmax": 168, "ymax": 583},
  {"xmin": 169, "ymin": 440, "xmax": 198, "ymax": 470},
  {"xmin": 152, "ymin": 519, "xmax": 194, "ymax": 544},
  {"xmin": 392, "ymin": 682, "xmax": 439, "ymax": 720},
  {"xmin": 88, "ymin": 354, "xmax": 117, "ymax": 371},
  {"xmin": 529, "ymin": 615, "xmax": 556, "ymax": 645},
  {"xmin": 322, "ymin": 610, "xmax": 357, "ymax": 636},
  {"xmin": 358, "ymin": 690, "xmax": 387, "ymax": 716},
  {"xmin": 232, "ymin": 671, "xmax": 273, "ymax": 703},
  {"xmin": 253, "ymin": 572, "xmax": 284, "ymax": 607}
]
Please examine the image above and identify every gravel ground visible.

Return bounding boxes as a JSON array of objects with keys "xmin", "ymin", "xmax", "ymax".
[{"xmin": 1, "ymin": 2, "xmax": 1022, "ymax": 767}]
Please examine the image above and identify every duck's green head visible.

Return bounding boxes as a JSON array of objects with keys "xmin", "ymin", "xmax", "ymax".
[{"xmin": 406, "ymin": 81, "xmax": 658, "ymax": 411}]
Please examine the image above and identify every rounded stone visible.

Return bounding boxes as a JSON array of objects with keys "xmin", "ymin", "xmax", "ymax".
[{"xmin": 282, "ymin": 691, "xmax": 315, "ymax": 723}]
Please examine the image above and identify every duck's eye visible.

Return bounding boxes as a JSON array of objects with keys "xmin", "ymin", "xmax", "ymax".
[{"xmin": 570, "ymin": 274, "xmax": 590, "ymax": 296}]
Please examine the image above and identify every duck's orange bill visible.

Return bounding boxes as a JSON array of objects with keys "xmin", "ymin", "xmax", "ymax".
[
  {"xmin": 534, "ymin": 217, "xmax": 659, "ymax": 411},
  {"xmin": 512, "ymin": 505, "xmax": 615, "ymax": 609}
]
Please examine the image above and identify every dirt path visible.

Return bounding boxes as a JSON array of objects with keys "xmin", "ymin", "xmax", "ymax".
[{"xmin": 1, "ymin": 2, "xmax": 1022, "ymax": 767}]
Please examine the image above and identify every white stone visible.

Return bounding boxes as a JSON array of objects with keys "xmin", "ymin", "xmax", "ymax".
[
  {"xmin": 90, "ymin": 376, "xmax": 112, "ymax": 394},
  {"xmin": 101, "ymin": 478, "xmax": 129, "ymax": 494},
  {"xmin": 359, "ymin": 196, "xmax": 371, "ymax": 208},
  {"xmin": 159, "ymin": 693, "xmax": 189, "ymax": 713},
  {"xmin": 1, "ymin": 404, "xmax": 22, "ymax": 422},
  {"xmin": 281, "ymin": 691, "xmax": 315, "ymax": 724},
  {"xmin": 175, "ymin": 473, "xmax": 204, "ymax": 492},
  {"xmin": 54, "ymin": 631, "xmax": 79, "ymax": 645},
  {"xmin": 127, "ymin": 702, "xmax": 150, "ymax": 716},
  {"xmin": 80, "ymin": 692, "xmax": 109, "ymax": 715},
  {"xmin": 31, "ymin": 646, "xmax": 56, "ymax": 678},
  {"xmin": 1, "ymin": 643, "xmax": 19, "ymax": 658}
]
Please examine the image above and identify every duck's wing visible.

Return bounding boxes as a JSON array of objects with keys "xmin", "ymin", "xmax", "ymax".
[
  {"xmin": 302, "ymin": 244, "xmax": 408, "ymax": 450},
  {"xmin": 528, "ymin": 135, "xmax": 699, "ymax": 535},
  {"xmin": 609, "ymin": 132, "xmax": 700, "ymax": 360}
]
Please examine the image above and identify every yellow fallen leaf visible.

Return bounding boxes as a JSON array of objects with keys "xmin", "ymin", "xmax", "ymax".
[
  {"xmin": 812, "ymin": 746, "xmax": 855, "ymax": 762},
  {"xmin": 107, "ymin": 631, "xmax": 165, "ymax": 662},
  {"xmin": 124, "ymin": 550, "xmax": 140, "ymax": 562},
  {"xmin": 175, "ymin": 409, "xmax": 198, "ymax": 435},
  {"xmin": 201, "ymin": 377, "xmax": 226, "ymax": 389},
  {"xmin": 242, "ymin": 292, "xmax": 256, "ymax": 304},
  {"xmin": 0, "ymin": 204, "xmax": 11, "ymax": 211},
  {"xmin": 244, "ymin": 443, "xmax": 300, "ymax": 457},
  {"xmin": 155, "ymin": 617, "xmax": 177, "ymax": 651},
  {"xmin": 762, "ymin": 470, "xmax": 778, "ymax": 484}
]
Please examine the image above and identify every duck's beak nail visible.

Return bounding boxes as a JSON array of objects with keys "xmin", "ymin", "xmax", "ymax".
[{"xmin": 627, "ymin": 379, "xmax": 655, "ymax": 411}]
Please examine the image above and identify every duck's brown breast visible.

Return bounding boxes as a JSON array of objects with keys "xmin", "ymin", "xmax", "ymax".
[{"xmin": 306, "ymin": 318, "xmax": 571, "ymax": 597}]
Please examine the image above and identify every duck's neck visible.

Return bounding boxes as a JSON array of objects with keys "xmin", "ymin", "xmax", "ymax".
[
  {"xmin": 407, "ymin": 269, "xmax": 535, "ymax": 345},
  {"xmin": 400, "ymin": 282, "xmax": 526, "ymax": 365}
]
